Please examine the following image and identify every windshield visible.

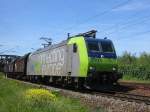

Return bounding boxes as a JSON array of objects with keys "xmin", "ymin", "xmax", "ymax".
[
  {"xmin": 101, "ymin": 41, "xmax": 114, "ymax": 53},
  {"xmin": 87, "ymin": 40, "xmax": 114, "ymax": 53},
  {"xmin": 87, "ymin": 41, "xmax": 99, "ymax": 52}
]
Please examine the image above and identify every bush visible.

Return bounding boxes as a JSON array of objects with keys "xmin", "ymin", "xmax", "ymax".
[
  {"xmin": 118, "ymin": 51, "xmax": 150, "ymax": 81},
  {"xmin": 24, "ymin": 89, "xmax": 56, "ymax": 107},
  {"xmin": 119, "ymin": 65, "xmax": 150, "ymax": 81}
]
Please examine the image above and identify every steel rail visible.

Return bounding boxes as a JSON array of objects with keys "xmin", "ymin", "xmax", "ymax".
[
  {"xmin": 7, "ymin": 77, "xmax": 150, "ymax": 105},
  {"xmin": 90, "ymin": 90, "xmax": 150, "ymax": 105}
]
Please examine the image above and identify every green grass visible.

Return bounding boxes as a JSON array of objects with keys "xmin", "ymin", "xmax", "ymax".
[
  {"xmin": 121, "ymin": 75, "xmax": 150, "ymax": 84},
  {"xmin": 0, "ymin": 73, "xmax": 104, "ymax": 112}
]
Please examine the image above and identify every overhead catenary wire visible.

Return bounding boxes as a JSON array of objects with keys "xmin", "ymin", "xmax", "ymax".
[
  {"xmin": 0, "ymin": 46, "xmax": 19, "ymax": 54},
  {"xmin": 99, "ymin": 13, "xmax": 150, "ymax": 33},
  {"xmin": 106, "ymin": 16, "xmax": 150, "ymax": 36},
  {"xmin": 117, "ymin": 29, "xmax": 150, "ymax": 41},
  {"xmin": 54, "ymin": 0, "xmax": 133, "ymax": 36}
]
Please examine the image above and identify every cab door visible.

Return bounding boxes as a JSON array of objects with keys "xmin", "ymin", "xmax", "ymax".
[{"xmin": 67, "ymin": 44, "xmax": 80, "ymax": 77}]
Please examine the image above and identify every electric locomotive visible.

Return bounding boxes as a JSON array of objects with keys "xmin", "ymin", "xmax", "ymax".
[{"xmin": 5, "ymin": 30, "xmax": 122, "ymax": 89}]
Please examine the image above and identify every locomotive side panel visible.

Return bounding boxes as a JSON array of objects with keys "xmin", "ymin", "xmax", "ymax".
[
  {"xmin": 66, "ymin": 44, "xmax": 80, "ymax": 77},
  {"xmin": 67, "ymin": 37, "xmax": 89, "ymax": 77},
  {"xmin": 27, "ymin": 45, "xmax": 68, "ymax": 76}
]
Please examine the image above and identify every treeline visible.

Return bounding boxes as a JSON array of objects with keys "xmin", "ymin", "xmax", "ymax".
[{"xmin": 118, "ymin": 51, "xmax": 150, "ymax": 81}]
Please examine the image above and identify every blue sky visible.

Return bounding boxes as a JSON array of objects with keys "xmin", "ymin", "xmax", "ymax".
[{"xmin": 0, "ymin": 0, "xmax": 150, "ymax": 56}]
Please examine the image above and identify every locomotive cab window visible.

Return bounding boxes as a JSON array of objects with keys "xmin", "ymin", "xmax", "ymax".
[
  {"xmin": 73, "ymin": 43, "xmax": 77, "ymax": 53},
  {"xmin": 87, "ymin": 41, "xmax": 100, "ymax": 52},
  {"xmin": 86, "ymin": 39, "xmax": 114, "ymax": 53},
  {"xmin": 101, "ymin": 41, "xmax": 114, "ymax": 53}
]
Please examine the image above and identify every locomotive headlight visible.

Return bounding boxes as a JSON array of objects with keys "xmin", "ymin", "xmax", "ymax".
[
  {"xmin": 89, "ymin": 66, "xmax": 96, "ymax": 71},
  {"xmin": 112, "ymin": 67, "xmax": 116, "ymax": 71}
]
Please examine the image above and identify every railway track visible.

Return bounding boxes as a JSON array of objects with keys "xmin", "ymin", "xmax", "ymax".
[
  {"xmin": 90, "ymin": 91, "xmax": 150, "ymax": 105},
  {"xmin": 119, "ymin": 81, "xmax": 150, "ymax": 90},
  {"xmin": 114, "ymin": 92, "xmax": 150, "ymax": 105},
  {"xmin": 7, "ymin": 77, "xmax": 150, "ymax": 105}
]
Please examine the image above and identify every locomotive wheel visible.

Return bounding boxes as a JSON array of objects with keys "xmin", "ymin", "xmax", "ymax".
[
  {"xmin": 63, "ymin": 77, "xmax": 70, "ymax": 87},
  {"xmin": 61, "ymin": 77, "xmax": 66, "ymax": 87},
  {"xmin": 42, "ymin": 76, "xmax": 50, "ymax": 84},
  {"xmin": 74, "ymin": 78, "xmax": 84, "ymax": 90}
]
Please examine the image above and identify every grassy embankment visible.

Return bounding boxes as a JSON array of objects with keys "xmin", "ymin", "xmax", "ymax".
[
  {"xmin": 120, "ymin": 76, "xmax": 150, "ymax": 84},
  {"xmin": 0, "ymin": 72, "xmax": 103, "ymax": 112}
]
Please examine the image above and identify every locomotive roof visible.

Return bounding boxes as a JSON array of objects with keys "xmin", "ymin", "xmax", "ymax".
[
  {"xmin": 84, "ymin": 37, "xmax": 112, "ymax": 42},
  {"xmin": 31, "ymin": 40, "xmax": 67, "ymax": 55},
  {"xmin": 31, "ymin": 35, "xmax": 113, "ymax": 56}
]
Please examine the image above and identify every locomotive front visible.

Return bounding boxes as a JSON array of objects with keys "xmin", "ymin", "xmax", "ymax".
[
  {"xmin": 85, "ymin": 38, "xmax": 121, "ymax": 85},
  {"xmin": 68, "ymin": 30, "xmax": 122, "ymax": 87}
]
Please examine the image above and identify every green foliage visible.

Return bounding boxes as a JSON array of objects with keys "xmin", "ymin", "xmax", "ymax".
[
  {"xmin": 118, "ymin": 51, "xmax": 137, "ymax": 65},
  {"xmin": 119, "ymin": 65, "xmax": 150, "ymax": 80},
  {"xmin": 118, "ymin": 51, "xmax": 150, "ymax": 81},
  {"xmin": 0, "ymin": 73, "xmax": 98, "ymax": 112}
]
